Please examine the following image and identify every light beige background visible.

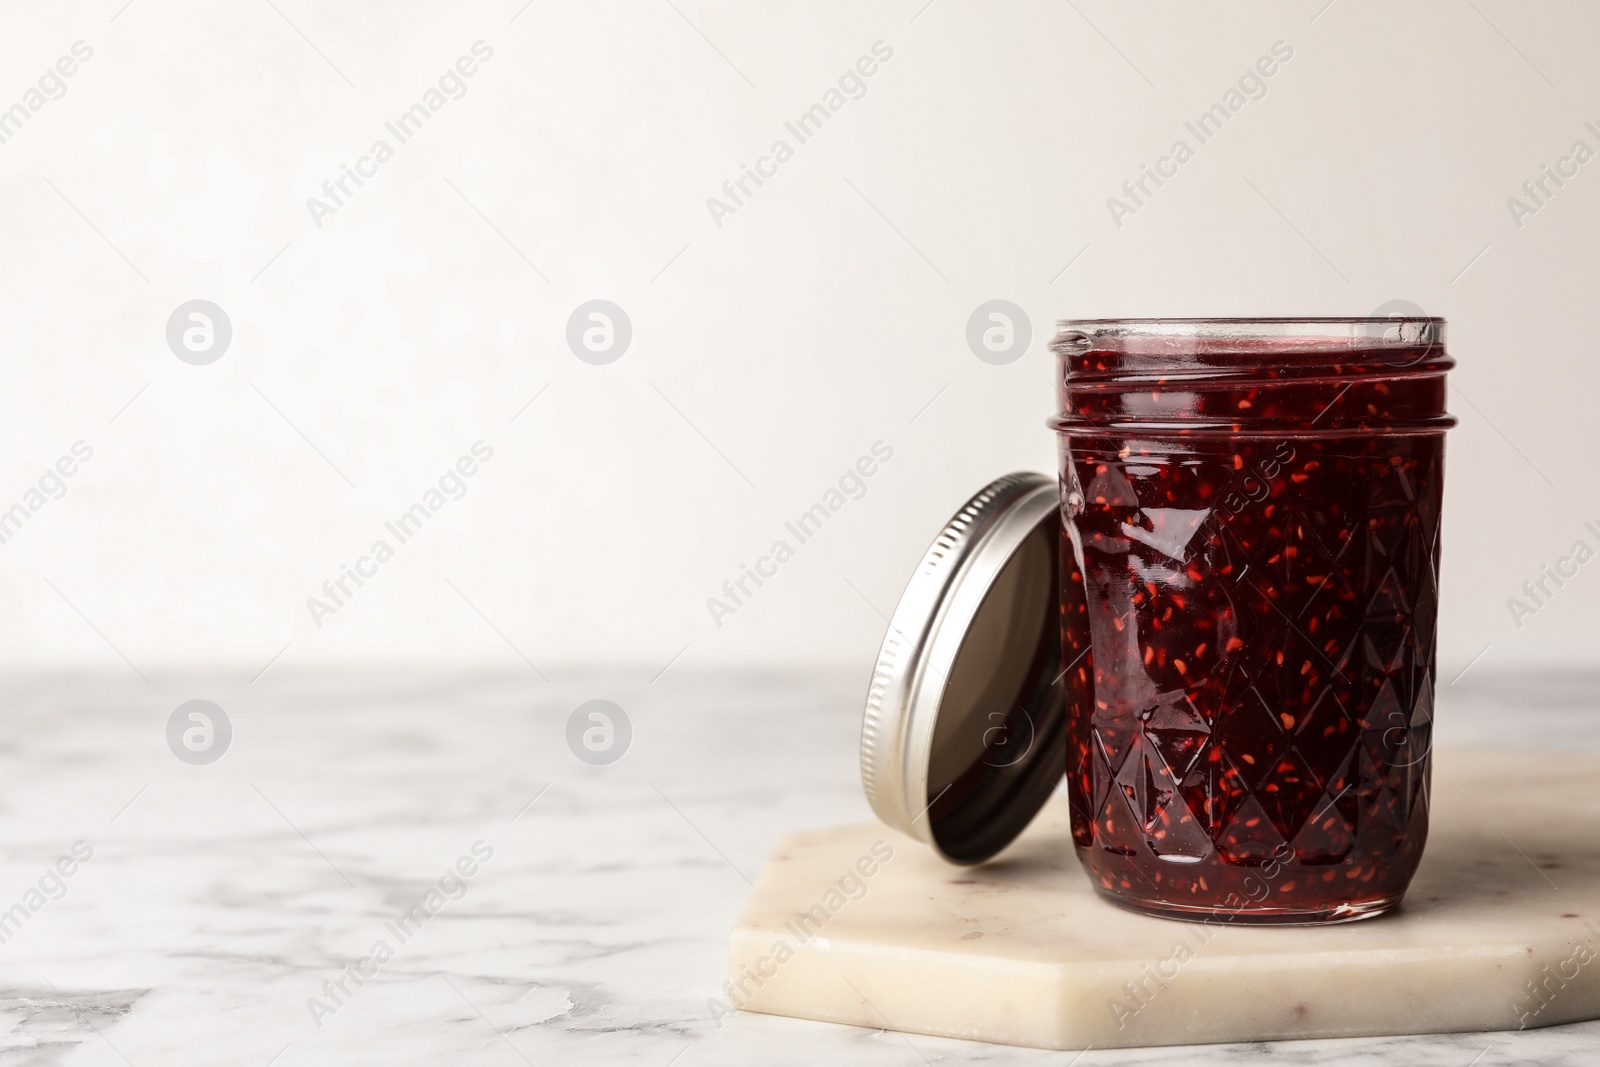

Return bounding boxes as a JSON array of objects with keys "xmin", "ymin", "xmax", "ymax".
[{"xmin": 0, "ymin": 0, "xmax": 1593, "ymax": 682}]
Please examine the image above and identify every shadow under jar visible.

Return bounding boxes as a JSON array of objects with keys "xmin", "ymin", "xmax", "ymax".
[{"xmin": 1051, "ymin": 318, "xmax": 1455, "ymax": 924}]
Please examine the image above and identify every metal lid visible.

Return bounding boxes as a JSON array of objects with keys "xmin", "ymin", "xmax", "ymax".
[{"xmin": 860, "ymin": 472, "xmax": 1067, "ymax": 865}]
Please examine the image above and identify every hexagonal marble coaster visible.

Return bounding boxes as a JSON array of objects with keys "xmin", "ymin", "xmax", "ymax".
[{"xmin": 726, "ymin": 746, "xmax": 1600, "ymax": 1050}]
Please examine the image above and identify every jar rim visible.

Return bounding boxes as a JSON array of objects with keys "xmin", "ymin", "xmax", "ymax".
[
  {"xmin": 1049, "ymin": 316, "xmax": 1452, "ymax": 350},
  {"xmin": 1056, "ymin": 316, "xmax": 1447, "ymax": 327},
  {"xmin": 1053, "ymin": 315, "xmax": 1453, "ymax": 433}
]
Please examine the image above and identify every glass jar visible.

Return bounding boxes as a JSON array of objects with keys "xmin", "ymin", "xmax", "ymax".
[{"xmin": 1050, "ymin": 318, "xmax": 1454, "ymax": 924}]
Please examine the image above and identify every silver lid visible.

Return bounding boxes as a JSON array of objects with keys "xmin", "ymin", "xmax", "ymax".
[{"xmin": 860, "ymin": 472, "xmax": 1068, "ymax": 865}]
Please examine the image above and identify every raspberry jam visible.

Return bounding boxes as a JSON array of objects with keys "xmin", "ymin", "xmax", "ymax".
[{"xmin": 1051, "ymin": 319, "xmax": 1455, "ymax": 924}]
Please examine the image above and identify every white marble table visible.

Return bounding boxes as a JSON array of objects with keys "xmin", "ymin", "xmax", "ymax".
[{"xmin": 0, "ymin": 668, "xmax": 1595, "ymax": 1066}]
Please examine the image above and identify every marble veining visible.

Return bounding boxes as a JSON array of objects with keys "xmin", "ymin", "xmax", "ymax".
[{"xmin": 0, "ymin": 669, "xmax": 1594, "ymax": 1065}]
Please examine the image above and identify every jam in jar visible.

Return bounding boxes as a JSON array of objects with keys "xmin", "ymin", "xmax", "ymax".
[{"xmin": 1052, "ymin": 318, "xmax": 1454, "ymax": 924}]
